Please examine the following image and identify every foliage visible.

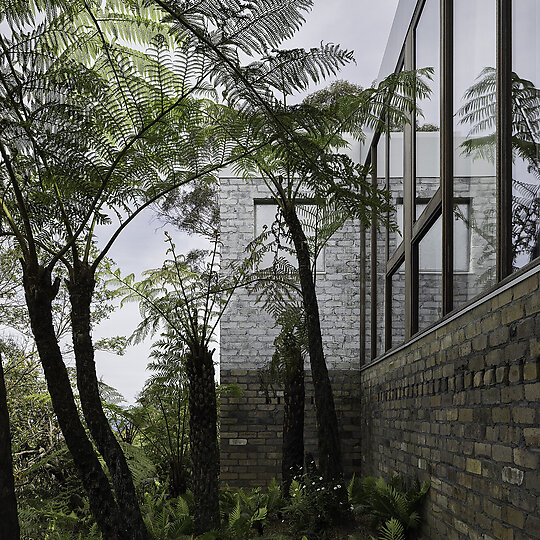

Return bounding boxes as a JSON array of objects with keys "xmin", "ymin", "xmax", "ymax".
[
  {"xmin": 130, "ymin": 352, "xmax": 190, "ymax": 496},
  {"xmin": 282, "ymin": 465, "xmax": 351, "ymax": 538},
  {"xmin": 303, "ymin": 79, "xmax": 364, "ymax": 107},
  {"xmin": 1, "ymin": 343, "xmax": 75, "ymax": 498},
  {"xmin": 220, "ymin": 480, "xmax": 285, "ymax": 539},
  {"xmin": 17, "ymin": 490, "xmax": 101, "ymax": 540},
  {"xmin": 348, "ymin": 475, "xmax": 430, "ymax": 540},
  {"xmin": 140, "ymin": 484, "xmax": 194, "ymax": 539}
]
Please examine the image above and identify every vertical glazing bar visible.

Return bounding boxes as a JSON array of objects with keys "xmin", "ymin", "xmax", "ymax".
[
  {"xmin": 370, "ymin": 144, "xmax": 378, "ymax": 360},
  {"xmin": 404, "ymin": 31, "xmax": 415, "ymax": 340},
  {"xmin": 497, "ymin": 0, "xmax": 512, "ymax": 280},
  {"xmin": 442, "ymin": 0, "xmax": 454, "ymax": 314},
  {"xmin": 385, "ymin": 274, "xmax": 392, "ymax": 350},
  {"xmin": 384, "ymin": 126, "xmax": 391, "ymax": 352},
  {"xmin": 359, "ymin": 220, "xmax": 366, "ymax": 365}
]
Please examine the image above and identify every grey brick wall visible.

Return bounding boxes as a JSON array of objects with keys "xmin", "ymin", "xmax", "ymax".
[{"xmin": 219, "ymin": 175, "xmax": 362, "ymax": 371}]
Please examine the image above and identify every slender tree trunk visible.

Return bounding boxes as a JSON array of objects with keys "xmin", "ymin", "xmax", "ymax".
[
  {"xmin": 0, "ymin": 352, "xmax": 20, "ymax": 540},
  {"xmin": 67, "ymin": 261, "xmax": 149, "ymax": 540},
  {"xmin": 169, "ymin": 460, "xmax": 187, "ymax": 497},
  {"xmin": 282, "ymin": 204, "xmax": 343, "ymax": 480},
  {"xmin": 22, "ymin": 262, "xmax": 126, "ymax": 540},
  {"xmin": 281, "ymin": 340, "xmax": 305, "ymax": 497},
  {"xmin": 185, "ymin": 345, "xmax": 220, "ymax": 533}
]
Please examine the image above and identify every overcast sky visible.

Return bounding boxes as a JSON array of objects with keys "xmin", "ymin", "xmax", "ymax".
[{"xmin": 93, "ymin": 1, "xmax": 400, "ymax": 403}]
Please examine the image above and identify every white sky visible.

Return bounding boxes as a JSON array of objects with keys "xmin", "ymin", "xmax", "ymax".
[{"xmin": 93, "ymin": 1, "xmax": 400, "ymax": 403}]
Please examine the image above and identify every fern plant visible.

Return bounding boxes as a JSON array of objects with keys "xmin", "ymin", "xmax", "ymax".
[
  {"xmin": 348, "ymin": 475, "xmax": 430, "ymax": 540},
  {"xmin": 219, "ymin": 482, "xmax": 285, "ymax": 540},
  {"xmin": 141, "ymin": 485, "xmax": 194, "ymax": 539}
]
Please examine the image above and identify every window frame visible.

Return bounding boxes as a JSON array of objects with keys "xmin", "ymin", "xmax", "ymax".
[{"xmin": 361, "ymin": 0, "xmax": 532, "ymax": 365}]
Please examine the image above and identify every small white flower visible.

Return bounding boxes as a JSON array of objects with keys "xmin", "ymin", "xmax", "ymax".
[{"xmin": 319, "ymin": 477, "xmax": 323, "ymax": 481}]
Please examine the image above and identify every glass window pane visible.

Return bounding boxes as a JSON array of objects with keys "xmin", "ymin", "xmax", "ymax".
[
  {"xmin": 512, "ymin": 0, "xmax": 540, "ymax": 270},
  {"xmin": 373, "ymin": 171, "xmax": 387, "ymax": 359},
  {"xmin": 453, "ymin": 0, "xmax": 497, "ymax": 309},
  {"xmin": 415, "ymin": 0, "xmax": 440, "ymax": 219},
  {"xmin": 388, "ymin": 129, "xmax": 404, "ymax": 256},
  {"xmin": 418, "ymin": 217, "xmax": 443, "ymax": 332},
  {"xmin": 390, "ymin": 262, "xmax": 405, "ymax": 347}
]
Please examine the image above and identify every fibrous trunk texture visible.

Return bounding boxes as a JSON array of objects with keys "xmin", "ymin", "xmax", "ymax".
[
  {"xmin": 22, "ymin": 262, "xmax": 126, "ymax": 540},
  {"xmin": 67, "ymin": 261, "xmax": 149, "ymax": 540},
  {"xmin": 283, "ymin": 205, "xmax": 343, "ymax": 480},
  {"xmin": 186, "ymin": 346, "xmax": 220, "ymax": 533},
  {"xmin": 281, "ymin": 345, "xmax": 305, "ymax": 497},
  {"xmin": 0, "ymin": 352, "xmax": 20, "ymax": 540}
]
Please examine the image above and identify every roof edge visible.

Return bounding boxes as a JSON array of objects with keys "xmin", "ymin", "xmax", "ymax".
[{"xmin": 377, "ymin": 0, "xmax": 419, "ymax": 81}]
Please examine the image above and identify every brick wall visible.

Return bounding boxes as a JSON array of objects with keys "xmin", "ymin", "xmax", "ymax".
[
  {"xmin": 220, "ymin": 369, "xmax": 362, "ymax": 487},
  {"xmin": 360, "ymin": 269, "xmax": 540, "ymax": 540},
  {"xmin": 219, "ymin": 175, "xmax": 362, "ymax": 372}
]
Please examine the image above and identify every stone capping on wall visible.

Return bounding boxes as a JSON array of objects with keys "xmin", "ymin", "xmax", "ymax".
[{"xmin": 362, "ymin": 258, "xmax": 540, "ymax": 373}]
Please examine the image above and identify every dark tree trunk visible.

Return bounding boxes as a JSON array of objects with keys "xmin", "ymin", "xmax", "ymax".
[
  {"xmin": 22, "ymin": 262, "xmax": 126, "ymax": 540},
  {"xmin": 67, "ymin": 261, "xmax": 149, "ymax": 540},
  {"xmin": 169, "ymin": 458, "xmax": 187, "ymax": 497},
  {"xmin": 0, "ymin": 352, "xmax": 20, "ymax": 540},
  {"xmin": 185, "ymin": 346, "xmax": 220, "ymax": 533},
  {"xmin": 281, "ymin": 342, "xmax": 305, "ymax": 497},
  {"xmin": 282, "ymin": 204, "xmax": 343, "ymax": 480}
]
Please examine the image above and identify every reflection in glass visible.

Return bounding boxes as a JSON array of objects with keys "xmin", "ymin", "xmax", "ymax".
[
  {"xmin": 374, "ymin": 160, "xmax": 387, "ymax": 358},
  {"xmin": 418, "ymin": 217, "xmax": 442, "ymax": 332},
  {"xmin": 453, "ymin": 0, "xmax": 497, "ymax": 309},
  {"xmin": 391, "ymin": 262, "xmax": 405, "ymax": 347},
  {"xmin": 512, "ymin": 1, "xmax": 540, "ymax": 269},
  {"xmin": 415, "ymin": 0, "xmax": 440, "ymax": 219},
  {"xmin": 388, "ymin": 128, "xmax": 404, "ymax": 256}
]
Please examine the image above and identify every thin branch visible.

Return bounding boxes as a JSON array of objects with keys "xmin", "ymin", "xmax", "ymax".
[{"xmin": 0, "ymin": 141, "xmax": 37, "ymax": 262}]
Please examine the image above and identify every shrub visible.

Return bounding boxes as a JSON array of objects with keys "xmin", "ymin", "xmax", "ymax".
[{"xmin": 283, "ymin": 467, "xmax": 351, "ymax": 538}]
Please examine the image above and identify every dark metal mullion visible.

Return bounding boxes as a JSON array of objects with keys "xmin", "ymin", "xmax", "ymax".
[
  {"xmin": 384, "ymin": 125, "xmax": 391, "ymax": 351},
  {"xmin": 497, "ymin": 0, "xmax": 513, "ymax": 281},
  {"xmin": 387, "ymin": 244, "xmax": 405, "ymax": 276},
  {"xmin": 370, "ymin": 145, "xmax": 378, "ymax": 360},
  {"xmin": 404, "ymin": 30, "xmax": 416, "ymax": 340},
  {"xmin": 359, "ymin": 148, "xmax": 372, "ymax": 366},
  {"xmin": 360, "ymin": 218, "xmax": 366, "ymax": 366},
  {"xmin": 441, "ymin": 0, "xmax": 454, "ymax": 315},
  {"xmin": 412, "ymin": 188, "xmax": 442, "ymax": 239},
  {"xmin": 385, "ymin": 273, "xmax": 392, "ymax": 351}
]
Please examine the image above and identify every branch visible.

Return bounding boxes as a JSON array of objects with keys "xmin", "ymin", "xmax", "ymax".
[
  {"xmin": 91, "ymin": 142, "xmax": 267, "ymax": 270},
  {"xmin": 0, "ymin": 142, "xmax": 37, "ymax": 262}
]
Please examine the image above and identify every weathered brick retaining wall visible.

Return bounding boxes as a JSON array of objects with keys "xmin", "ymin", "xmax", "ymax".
[
  {"xmin": 220, "ymin": 369, "xmax": 362, "ymax": 487},
  {"xmin": 360, "ymin": 270, "xmax": 540, "ymax": 540}
]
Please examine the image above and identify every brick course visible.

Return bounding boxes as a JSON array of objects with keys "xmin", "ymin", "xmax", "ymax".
[{"xmin": 220, "ymin": 369, "xmax": 363, "ymax": 487}]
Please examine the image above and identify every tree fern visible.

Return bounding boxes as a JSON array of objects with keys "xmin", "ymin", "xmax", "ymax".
[
  {"xmin": 378, "ymin": 518, "xmax": 405, "ymax": 540},
  {"xmin": 457, "ymin": 67, "xmax": 540, "ymax": 265}
]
